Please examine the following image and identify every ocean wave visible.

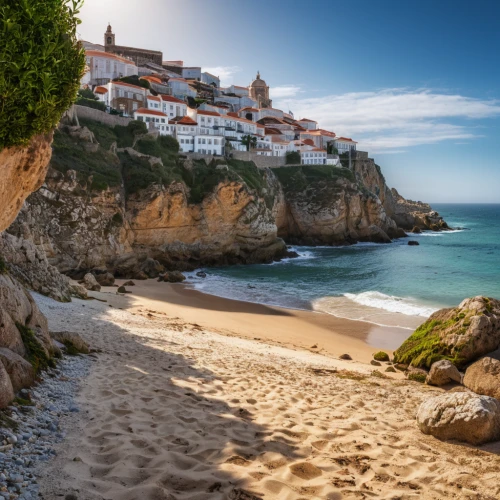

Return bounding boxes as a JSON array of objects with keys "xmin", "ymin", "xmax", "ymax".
[{"xmin": 343, "ymin": 291, "xmax": 439, "ymax": 317}]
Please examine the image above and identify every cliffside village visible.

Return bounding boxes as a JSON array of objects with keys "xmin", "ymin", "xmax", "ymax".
[{"xmin": 80, "ymin": 25, "xmax": 358, "ymax": 165}]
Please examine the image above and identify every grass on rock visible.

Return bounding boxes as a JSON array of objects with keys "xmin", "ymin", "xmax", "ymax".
[{"xmin": 16, "ymin": 323, "xmax": 55, "ymax": 374}]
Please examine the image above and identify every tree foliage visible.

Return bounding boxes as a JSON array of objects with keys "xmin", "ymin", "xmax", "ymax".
[
  {"xmin": 241, "ymin": 134, "xmax": 257, "ymax": 151},
  {"xmin": 0, "ymin": 0, "xmax": 86, "ymax": 149},
  {"xmin": 286, "ymin": 151, "xmax": 301, "ymax": 164}
]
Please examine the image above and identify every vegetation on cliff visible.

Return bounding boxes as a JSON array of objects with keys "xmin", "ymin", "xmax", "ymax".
[{"xmin": 0, "ymin": 0, "xmax": 85, "ymax": 149}]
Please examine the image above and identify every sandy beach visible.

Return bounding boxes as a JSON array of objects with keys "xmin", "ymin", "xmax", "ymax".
[{"xmin": 35, "ymin": 281, "xmax": 500, "ymax": 500}]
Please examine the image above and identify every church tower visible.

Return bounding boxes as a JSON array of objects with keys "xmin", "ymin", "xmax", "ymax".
[
  {"xmin": 104, "ymin": 24, "xmax": 115, "ymax": 47},
  {"xmin": 249, "ymin": 71, "xmax": 272, "ymax": 109}
]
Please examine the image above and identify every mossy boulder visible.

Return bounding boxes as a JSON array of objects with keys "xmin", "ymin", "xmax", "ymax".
[
  {"xmin": 373, "ymin": 351, "xmax": 390, "ymax": 362},
  {"xmin": 394, "ymin": 296, "xmax": 500, "ymax": 369}
]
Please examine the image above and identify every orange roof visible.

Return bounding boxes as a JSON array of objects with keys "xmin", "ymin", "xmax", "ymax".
[
  {"xmin": 265, "ymin": 128, "xmax": 282, "ymax": 135},
  {"xmin": 140, "ymin": 76, "xmax": 162, "ymax": 84},
  {"xmin": 197, "ymin": 110, "xmax": 221, "ymax": 117},
  {"xmin": 94, "ymin": 86, "xmax": 108, "ymax": 94},
  {"xmin": 147, "ymin": 95, "xmax": 161, "ymax": 102},
  {"xmin": 168, "ymin": 77, "xmax": 187, "ymax": 83},
  {"xmin": 311, "ymin": 148, "xmax": 327, "ymax": 152},
  {"xmin": 240, "ymin": 107, "xmax": 259, "ymax": 113},
  {"xmin": 256, "ymin": 124, "xmax": 265, "ymax": 128},
  {"xmin": 111, "ymin": 81, "xmax": 146, "ymax": 91},
  {"xmin": 85, "ymin": 50, "xmax": 136, "ymax": 65},
  {"xmin": 227, "ymin": 112, "xmax": 239, "ymax": 118},
  {"xmin": 303, "ymin": 139, "xmax": 315, "ymax": 146},
  {"xmin": 336, "ymin": 137, "xmax": 358, "ymax": 143},
  {"xmin": 160, "ymin": 95, "xmax": 186, "ymax": 104},
  {"xmin": 299, "ymin": 118, "xmax": 317, "ymax": 123},
  {"xmin": 134, "ymin": 108, "xmax": 167, "ymax": 117},
  {"xmin": 177, "ymin": 116, "xmax": 198, "ymax": 125}
]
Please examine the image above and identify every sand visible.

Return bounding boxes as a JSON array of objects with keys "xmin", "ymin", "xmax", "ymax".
[{"xmin": 35, "ymin": 281, "xmax": 500, "ymax": 500}]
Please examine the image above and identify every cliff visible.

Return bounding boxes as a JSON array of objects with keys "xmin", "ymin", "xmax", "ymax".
[{"xmin": 6, "ymin": 119, "xmax": 446, "ymax": 282}]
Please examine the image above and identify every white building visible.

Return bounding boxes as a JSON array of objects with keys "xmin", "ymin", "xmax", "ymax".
[
  {"xmin": 160, "ymin": 95, "xmax": 187, "ymax": 119},
  {"xmin": 168, "ymin": 77, "xmax": 197, "ymax": 99},
  {"xmin": 301, "ymin": 149, "xmax": 327, "ymax": 165},
  {"xmin": 333, "ymin": 137, "xmax": 358, "ymax": 154},
  {"xmin": 182, "ymin": 67, "xmax": 202, "ymax": 80},
  {"xmin": 201, "ymin": 72, "xmax": 220, "ymax": 88},
  {"xmin": 298, "ymin": 118, "xmax": 318, "ymax": 131},
  {"xmin": 226, "ymin": 85, "xmax": 249, "ymax": 97},
  {"xmin": 84, "ymin": 50, "xmax": 137, "ymax": 86},
  {"xmin": 134, "ymin": 108, "xmax": 169, "ymax": 132},
  {"xmin": 106, "ymin": 81, "xmax": 148, "ymax": 116}
]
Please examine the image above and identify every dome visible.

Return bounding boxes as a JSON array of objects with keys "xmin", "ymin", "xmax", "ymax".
[{"xmin": 250, "ymin": 71, "xmax": 267, "ymax": 88}]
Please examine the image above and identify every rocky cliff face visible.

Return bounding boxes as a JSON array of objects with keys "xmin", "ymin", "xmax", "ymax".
[
  {"xmin": 351, "ymin": 156, "xmax": 448, "ymax": 231},
  {"xmin": 6, "ymin": 122, "xmax": 446, "ymax": 281}
]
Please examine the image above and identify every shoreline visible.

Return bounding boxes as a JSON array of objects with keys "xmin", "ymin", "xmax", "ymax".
[{"xmin": 95, "ymin": 279, "xmax": 415, "ymax": 364}]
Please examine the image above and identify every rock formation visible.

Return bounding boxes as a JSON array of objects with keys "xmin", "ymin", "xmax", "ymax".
[
  {"xmin": 394, "ymin": 296, "xmax": 500, "ymax": 369},
  {"xmin": 0, "ymin": 134, "xmax": 53, "ymax": 233},
  {"xmin": 426, "ymin": 360, "xmax": 462, "ymax": 386},
  {"xmin": 417, "ymin": 392, "xmax": 500, "ymax": 445},
  {"xmin": 463, "ymin": 354, "xmax": 500, "ymax": 399}
]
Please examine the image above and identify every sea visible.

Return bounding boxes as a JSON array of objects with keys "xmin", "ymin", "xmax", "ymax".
[{"xmin": 189, "ymin": 204, "xmax": 500, "ymax": 332}]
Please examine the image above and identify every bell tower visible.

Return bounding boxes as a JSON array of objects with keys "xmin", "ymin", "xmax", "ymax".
[{"xmin": 104, "ymin": 24, "xmax": 115, "ymax": 47}]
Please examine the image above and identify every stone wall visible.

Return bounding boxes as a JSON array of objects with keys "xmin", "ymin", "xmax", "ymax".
[
  {"xmin": 74, "ymin": 105, "xmax": 132, "ymax": 127},
  {"xmin": 231, "ymin": 151, "xmax": 286, "ymax": 168}
]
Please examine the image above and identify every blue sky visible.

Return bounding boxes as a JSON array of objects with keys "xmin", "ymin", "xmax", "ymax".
[{"xmin": 78, "ymin": 0, "xmax": 500, "ymax": 203}]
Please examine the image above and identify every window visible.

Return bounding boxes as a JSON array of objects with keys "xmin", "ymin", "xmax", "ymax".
[
  {"xmin": 198, "ymin": 138, "xmax": 201, "ymax": 144},
  {"xmin": 132, "ymin": 102, "xmax": 138, "ymax": 110},
  {"xmin": 170, "ymin": 105, "xmax": 174, "ymax": 110},
  {"xmin": 161, "ymin": 118, "xmax": 165, "ymax": 123},
  {"xmin": 208, "ymin": 139, "xmax": 212, "ymax": 145}
]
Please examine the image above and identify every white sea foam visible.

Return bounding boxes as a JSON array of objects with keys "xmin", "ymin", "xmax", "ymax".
[{"xmin": 343, "ymin": 291, "xmax": 439, "ymax": 317}]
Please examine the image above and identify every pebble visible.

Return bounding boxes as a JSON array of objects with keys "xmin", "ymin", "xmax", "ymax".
[{"xmin": 0, "ymin": 354, "xmax": 90, "ymax": 499}]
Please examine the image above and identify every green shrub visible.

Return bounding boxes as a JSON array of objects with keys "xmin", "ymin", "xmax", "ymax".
[
  {"xmin": 127, "ymin": 120, "xmax": 148, "ymax": 137},
  {"xmin": 16, "ymin": 323, "xmax": 55, "ymax": 374},
  {"xmin": 76, "ymin": 96, "xmax": 106, "ymax": 112},
  {"xmin": 0, "ymin": 0, "xmax": 85, "ymax": 149},
  {"xmin": 158, "ymin": 135, "xmax": 180, "ymax": 153},
  {"xmin": 373, "ymin": 351, "xmax": 390, "ymax": 362},
  {"xmin": 79, "ymin": 118, "xmax": 118, "ymax": 150},
  {"xmin": 78, "ymin": 88, "xmax": 97, "ymax": 100},
  {"xmin": 407, "ymin": 372, "xmax": 427, "ymax": 383},
  {"xmin": 286, "ymin": 151, "xmax": 301, "ymax": 165}
]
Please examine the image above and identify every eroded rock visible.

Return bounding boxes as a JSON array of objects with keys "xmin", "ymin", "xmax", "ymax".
[
  {"xmin": 426, "ymin": 360, "xmax": 462, "ymax": 386},
  {"xmin": 82, "ymin": 273, "xmax": 101, "ymax": 292},
  {"xmin": 0, "ymin": 348, "xmax": 35, "ymax": 393},
  {"xmin": 463, "ymin": 356, "xmax": 500, "ymax": 399},
  {"xmin": 417, "ymin": 392, "xmax": 500, "ymax": 445}
]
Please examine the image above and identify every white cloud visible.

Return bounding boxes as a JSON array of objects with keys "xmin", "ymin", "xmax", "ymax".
[
  {"xmin": 270, "ymin": 85, "xmax": 302, "ymax": 99},
  {"xmin": 275, "ymin": 89, "xmax": 500, "ymax": 151},
  {"xmin": 202, "ymin": 66, "xmax": 242, "ymax": 87}
]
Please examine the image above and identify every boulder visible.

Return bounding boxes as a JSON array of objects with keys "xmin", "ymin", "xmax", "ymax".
[
  {"xmin": 339, "ymin": 353, "xmax": 352, "ymax": 360},
  {"xmin": 370, "ymin": 360, "xmax": 381, "ymax": 366},
  {"xmin": 411, "ymin": 226, "xmax": 422, "ymax": 234},
  {"xmin": 50, "ymin": 331, "xmax": 89, "ymax": 355},
  {"xmin": 68, "ymin": 281, "xmax": 88, "ymax": 299},
  {"xmin": 373, "ymin": 351, "xmax": 390, "ymax": 362},
  {"xmin": 0, "ymin": 348, "xmax": 35, "ymax": 392},
  {"xmin": 426, "ymin": 360, "xmax": 462, "ymax": 386},
  {"xmin": 140, "ymin": 258, "xmax": 165, "ymax": 279},
  {"xmin": 394, "ymin": 296, "xmax": 500, "ymax": 369},
  {"xmin": 117, "ymin": 286, "xmax": 132, "ymax": 294},
  {"xmin": 159, "ymin": 271, "xmax": 186, "ymax": 283},
  {"xmin": 93, "ymin": 272, "xmax": 115, "ymax": 287},
  {"xmin": 82, "ymin": 273, "xmax": 101, "ymax": 292},
  {"xmin": 408, "ymin": 240, "xmax": 420, "ymax": 246},
  {"xmin": 463, "ymin": 356, "xmax": 500, "ymax": 399},
  {"xmin": 122, "ymin": 280, "xmax": 135, "ymax": 286},
  {"xmin": 407, "ymin": 366, "xmax": 428, "ymax": 383},
  {"xmin": 0, "ymin": 362, "xmax": 15, "ymax": 409},
  {"xmin": 196, "ymin": 271, "xmax": 207, "ymax": 278},
  {"xmin": 417, "ymin": 392, "xmax": 500, "ymax": 445}
]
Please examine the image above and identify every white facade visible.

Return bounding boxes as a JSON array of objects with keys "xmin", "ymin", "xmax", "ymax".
[
  {"xmin": 301, "ymin": 149, "xmax": 327, "ymax": 165},
  {"xmin": 85, "ymin": 50, "xmax": 137, "ymax": 86},
  {"xmin": 160, "ymin": 95, "xmax": 187, "ymax": 119},
  {"xmin": 226, "ymin": 85, "xmax": 249, "ymax": 97},
  {"xmin": 201, "ymin": 72, "xmax": 220, "ymax": 88},
  {"xmin": 334, "ymin": 137, "xmax": 357, "ymax": 154},
  {"xmin": 182, "ymin": 67, "xmax": 202, "ymax": 80},
  {"xmin": 298, "ymin": 118, "xmax": 318, "ymax": 131},
  {"xmin": 168, "ymin": 78, "xmax": 197, "ymax": 99}
]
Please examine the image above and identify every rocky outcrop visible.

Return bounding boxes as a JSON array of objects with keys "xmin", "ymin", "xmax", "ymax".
[
  {"xmin": 0, "ymin": 348, "xmax": 35, "ymax": 393},
  {"xmin": 417, "ymin": 392, "xmax": 500, "ymax": 445},
  {"xmin": 50, "ymin": 331, "xmax": 89, "ymax": 355},
  {"xmin": 426, "ymin": 360, "xmax": 462, "ymax": 386},
  {"xmin": 351, "ymin": 157, "xmax": 448, "ymax": 231},
  {"xmin": 275, "ymin": 166, "xmax": 397, "ymax": 245},
  {"xmin": 463, "ymin": 355, "xmax": 500, "ymax": 399},
  {"xmin": 0, "ymin": 134, "xmax": 53, "ymax": 232},
  {"xmin": 82, "ymin": 273, "xmax": 101, "ymax": 291},
  {"xmin": 394, "ymin": 296, "xmax": 500, "ymax": 369}
]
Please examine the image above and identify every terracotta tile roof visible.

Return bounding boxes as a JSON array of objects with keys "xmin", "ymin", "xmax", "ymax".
[
  {"xmin": 265, "ymin": 128, "xmax": 282, "ymax": 135},
  {"xmin": 94, "ymin": 86, "xmax": 108, "ymax": 94},
  {"xmin": 303, "ymin": 139, "xmax": 315, "ymax": 146},
  {"xmin": 299, "ymin": 118, "xmax": 317, "ymax": 123},
  {"xmin": 256, "ymin": 124, "xmax": 265, "ymax": 128},
  {"xmin": 141, "ymin": 76, "xmax": 162, "ymax": 84},
  {"xmin": 85, "ymin": 50, "xmax": 136, "ymax": 65},
  {"xmin": 168, "ymin": 77, "xmax": 188, "ymax": 83},
  {"xmin": 177, "ymin": 116, "xmax": 198, "ymax": 125},
  {"xmin": 111, "ymin": 81, "xmax": 146, "ymax": 91},
  {"xmin": 197, "ymin": 110, "xmax": 221, "ymax": 117},
  {"xmin": 311, "ymin": 148, "xmax": 327, "ymax": 152},
  {"xmin": 160, "ymin": 95, "xmax": 186, "ymax": 104},
  {"xmin": 147, "ymin": 95, "xmax": 161, "ymax": 102},
  {"xmin": 134, "ymin": 108, "xmax": 167, "ymax": 117},
  {"xmin": 336, "ymin": 137, "xmax": 358, "ymax": 143},
  {"xmin": 227, "ymin": 112, "xmax": 239, "ymax": 118}
]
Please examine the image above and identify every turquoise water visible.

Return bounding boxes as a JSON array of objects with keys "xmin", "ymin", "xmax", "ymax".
[{"xmin": 190, "ymin": 204, "xmax": 500, "ymax": 329}]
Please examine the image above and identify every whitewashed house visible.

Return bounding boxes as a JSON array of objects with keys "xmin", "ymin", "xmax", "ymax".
[
  {"xmin": 333, "ymin": 137, "xmax": 358, "ymax": 154},
  {"xmin": 168, "ymin": 77, "xmax": 196, "ymax": 99},
  {"xmin": 134, "ymin": 108, "xmax": 169, "ymax": 132},
  {"xmin": 84, "ymin": 50, "xmax": 137, "ymax": 86},
  {"xmin": 298, "ymin": 118, "xmax": 318, "ymax": 131},
  {"xmin": 301, "ymin": 149, "xmax": 327, "ymax": 164},
  {"xmin": 160, "ymin": 95, "xmax": 187, "ymax": 119}
]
